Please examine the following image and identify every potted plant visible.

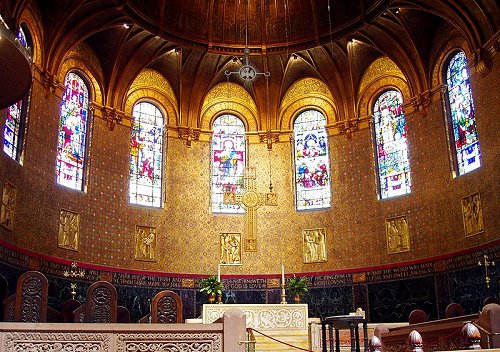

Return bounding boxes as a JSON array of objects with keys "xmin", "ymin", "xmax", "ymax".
[
  {"xmin": 287, "ymin": 276, "xmax": 308, "ymax": 303},
  {"xmin": 199, "ymin": 275, "xmax": 224, "ymax": 303}
]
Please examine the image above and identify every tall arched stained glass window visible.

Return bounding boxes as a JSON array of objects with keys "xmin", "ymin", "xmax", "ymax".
[
  {"xmin": 293, "ymin": 110, "xmax": 331, "ymax": 211},
  {"xmin": 129, "ymin": 102, "xmax": 164, "ymax": 207},
  {"xmin": 373, "ymin": 90, "xmax": 411, "ymax": 199},
  {"xmin": 211, "ymin": 114, "xmax": 246, "ymax": 213},
  {"xmin": 3, "ymin": 24, "xmax": 32, "ymax": 163},
  {"xmin": 445, "ymin": 51, "xmax": 481, "ymax": 175},
  {"xmin": 56, "ymin": 72, "xmax": 90, "ymax": 190}
]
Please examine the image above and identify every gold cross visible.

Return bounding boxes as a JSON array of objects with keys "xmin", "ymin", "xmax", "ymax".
[{"xmin": 224, "ymin": 166, "xmax": 277, "ymax": 252}]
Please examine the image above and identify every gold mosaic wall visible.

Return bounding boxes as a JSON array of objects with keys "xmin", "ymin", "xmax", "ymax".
[{"xmin": 0, "ymin": 59, "xmax": 498, "ymax": 276}]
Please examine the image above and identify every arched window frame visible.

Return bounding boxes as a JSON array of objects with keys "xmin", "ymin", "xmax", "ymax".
[
  {"xmin": 3, "ymin": 23, "xmax": 33, "ymax": 164},
  {"xmin": 372, "ymin": 89, "xmax": 412, "ymax": 200},
  {"xmin": 129, "ymin": 100, "xmax": 165, "ymax": 208},
  {"xmin": 210, "ymin": 114, "xmax": 247, "ymax": 214},
  {"xmin": 443, "ymin": 50, "xmax": 481, "ymax": 177},
  {"xmin": 292, "ymin": 109, "xmax": 331, "ymax": 211},
  {"xmin": 56, "ymin": 71, "xmax": 91, "ymax": 191}
]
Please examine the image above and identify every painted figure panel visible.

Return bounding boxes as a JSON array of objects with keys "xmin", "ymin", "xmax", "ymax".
[
  {"xmin": 461, "ymin": 192, "xmax": 484, "ymax": 237},
  {"xmin": 386, "ymin": 215, "xmax": 410, "ymax": 254},
  {"xmin": 58, "ymin": 209, "xmax": 80, "ymax": 251},
  {"xmin": 0, "ymin": 180, "xmax": 16, "ymax": 230},
  {"xmin": 303, "ymin": 228, "xmax": 327, "ymax": 263},
  {"xmin": 135, "ymin": 226, "xmax": 157, "ymax": 261},
  {"xmin": 220, "ymin": 233, "xmax": 241, "ymax": 265}
]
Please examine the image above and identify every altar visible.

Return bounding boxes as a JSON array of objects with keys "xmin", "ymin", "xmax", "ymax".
[
  {"xmin": 203, "ymin": 303, "xmax": 308, "ymax": 330},
  {"xmin": 203, "ymin": 304, "xmax": 309, "ymax": 351}
]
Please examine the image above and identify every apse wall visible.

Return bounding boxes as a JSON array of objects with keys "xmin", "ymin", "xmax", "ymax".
[{"xmin": 0, "ymin": 56, "xmax": 498, "ymax": 277}]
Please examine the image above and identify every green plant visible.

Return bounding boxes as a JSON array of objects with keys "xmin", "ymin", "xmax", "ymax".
[
  {"xmin": 287, "ymin": 276, "xmax": 308, "ymax": 296},
  {"xmin": 199, "ymin": 275, "xmax": 224, "ymax": 296}
]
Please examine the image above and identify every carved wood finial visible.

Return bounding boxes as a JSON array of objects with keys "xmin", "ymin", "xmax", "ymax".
[
  {"xmin": 369, "ymin": 335, "xmax": 382, "ymax": 352},
  {"xmin": 407, "ymin": 330, "xmax": 423, "ymax": 352},
  {"xmin": 461, "ymin": 322, "xmax": 481, "ymax": 349}
]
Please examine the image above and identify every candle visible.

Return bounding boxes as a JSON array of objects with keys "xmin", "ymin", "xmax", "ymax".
[
  {"xmin": 281, "ymin": 264, "xmax": 285, "ymax": 284},
  {"xmin": 217, "ymin": 263, "xmax": 221, "ymax": 282}
]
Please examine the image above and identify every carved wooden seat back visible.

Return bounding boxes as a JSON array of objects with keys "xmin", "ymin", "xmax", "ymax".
[
  {"xmin": 117, "ymin": 305, "xmax": 131, "ymax": 323},
  {"xmin": 14, "ymin": 270, "xmax": 49, "ymax": 322},
  {"xmin": 151, "ymin": 290, "xmax": 183, "ymax": 323},
  {"xmin": 408, "ymin": 309, "xmax": 428, "ymax": 324},
  {"xmin": 445, "ymin": 302, "xmax": 465, "ymax": 318},
  {"xmin": 62, "ymin": 298, "xmax": 81, "ymax": 323},
  {"xmin": 81, "ymin": 281, "xmax": 118, "ymax": 323},
  {"xmin": 3, "ymin": 294, "xmax": 15, "ymax": 321}
]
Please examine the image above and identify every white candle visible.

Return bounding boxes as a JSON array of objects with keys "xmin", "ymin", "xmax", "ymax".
[
  {"xmin": 217, "ymin": 263, "xmax": 221, "ymax": 281},
  {"xmin": 281, "ymin": 264, "xmax": 285, "ymax": 284}
]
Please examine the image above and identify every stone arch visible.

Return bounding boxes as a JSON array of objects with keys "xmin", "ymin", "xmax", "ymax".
[
  {"xmin": 430, "ymin": 36, "xmax": 471, "ymax": 87},
  {"xmin": 58, "ymin": 47, "xmax": 104, "ymax": 106},
  {"xmin": 358, "ymin": 57, "xmax": 410, "ymax": 119},
  {"xmin": 279, "ymin": 78, "xmax": 337, "ymax": 130},
  {"xmin": 200, "ymin": 82, "xmax": 258, "ymax": 131},
  {"xmin": 125, "ymin": 69, "xmax": 178, "ymax": 127}
]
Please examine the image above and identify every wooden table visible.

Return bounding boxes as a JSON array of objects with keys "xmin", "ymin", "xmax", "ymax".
[{"xmin": 322, "ymin": 315, "xmax": 368, "ymax": 352}]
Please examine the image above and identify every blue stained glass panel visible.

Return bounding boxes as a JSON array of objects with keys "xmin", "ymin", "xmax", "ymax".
[
  {"xmin": 293, "ymin": 110, "xmax": 331, "ymax": 210},
  {"xmin": 17, "ymin": 26, "xmax": 27, "ymax": 48},
  {"xmin": 446, "ymin": 51, "xmax": 481, "ymax": 175},
  {"xmin": 3, "ymin": 26, "xmax": 31, "ymax": 162},
  {"xmin": 56, "ymin": 72, "xmax": 89, "ymax": 190},
  {"xmin": 3, "ymin": 102, "xmax": 22, "ymax": 159},
  {"xmin": 373, "ymin": 90, "xmax": 411, "ymax": 199},
  {"xmin": 211, "ymin": 114, "xmax": 246, "ymax": 213},
  {"xmin": 129, "ymin": 102, "xmax": 164, "ymax": 207}
]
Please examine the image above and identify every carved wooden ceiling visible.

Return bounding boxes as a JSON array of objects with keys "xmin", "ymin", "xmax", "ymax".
[{"xmin": 0, "ymin": 0, "xmax": 498, "ymax": 128}]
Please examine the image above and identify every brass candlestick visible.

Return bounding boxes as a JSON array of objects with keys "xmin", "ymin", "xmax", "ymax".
[
  {"xmin": 280, "ymin": 284, "xmax": 287, "ymax": 304},
  {"xmin": 63, "ymin": 262, "xmax": 85, "ymax": 299},
  {"xmin": 478, "ymin": 255, "xmax": 495, "ymax": 289}
]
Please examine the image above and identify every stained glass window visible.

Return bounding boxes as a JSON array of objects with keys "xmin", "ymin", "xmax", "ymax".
[
  {"xmin": 446, "ymin": 51, "xmax": 481, "ymax": 175},
  {"xmin": 129, "ymin": 102, "xmax": 164, "ymax": 207},
  {"xmin": 293, "ymin": 110, "xmax": 331, "ymax": 211},
  {"xmin": 56, "ymin": 72, "xmax": 90, "ymax": 190},
  {"xmin": 3, "ymin": 25, "xmax": 32, "ymax": 163},
  {"xmin": 211, "ymin": 114, "xmax": 246, "ymax": 213},
  {"xmin": 373, "ymin": 90, "xmax": 411, "ymax": 199}
]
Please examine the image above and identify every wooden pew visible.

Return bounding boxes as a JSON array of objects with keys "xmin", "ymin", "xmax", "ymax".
[{"xmin": 378, "ymin": 314, "xmax": 479, "ymax": 352}]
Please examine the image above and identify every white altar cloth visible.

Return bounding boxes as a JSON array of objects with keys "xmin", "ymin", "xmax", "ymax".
[{"xmin": 202, "ymin": 304, "xmax": 308, "ymax": 331}]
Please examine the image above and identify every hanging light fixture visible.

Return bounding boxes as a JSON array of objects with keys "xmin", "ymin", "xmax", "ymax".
[{"xmin": 225, "ymin": 0, "xmax": 269, "ymax": 82}]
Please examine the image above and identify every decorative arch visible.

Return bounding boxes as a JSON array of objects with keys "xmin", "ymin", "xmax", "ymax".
[
  {"xmin": 430, "ymin": 37, "xmax": 471, "ymax": 87},
  {"xmin": 358, "ymin": 57, "xmax": 410, "ymax": 119},
  {"xmin": 279, "ymin": 78, "xmax": 337, "ymax": 130},
  {"xmin": 59, "ymin": 48, "xmax": 104, "ymax": 107},
  {"xmin": 125, "ymin": 69, "xmax": 178, "ymax": 127},
  {"xmin": 200, "ymin": 82, "xmax": 258, "ymax": 131}
]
